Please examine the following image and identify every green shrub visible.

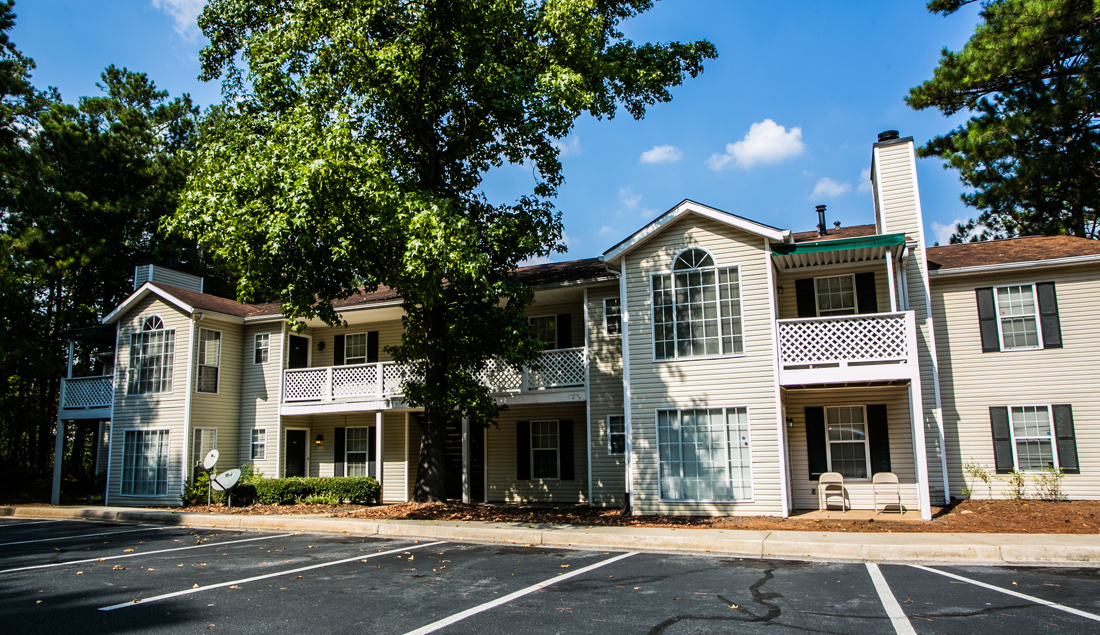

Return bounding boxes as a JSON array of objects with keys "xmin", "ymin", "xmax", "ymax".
[
  {"xmin": 302, "ymin": 494, "xmax": 340, "ymax": 505},
  {"xmin": 183, "ymin": 472, "xmax": 379, "ymax": 507}
]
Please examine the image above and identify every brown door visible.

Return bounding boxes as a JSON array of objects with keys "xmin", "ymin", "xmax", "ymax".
[
  {"xmin": 285, "ymin": 430, "xmax": 307, "ymax": 477},
  {"xmin": 288, "ymin": 335, "xmax": 309, "ymax": 369}
]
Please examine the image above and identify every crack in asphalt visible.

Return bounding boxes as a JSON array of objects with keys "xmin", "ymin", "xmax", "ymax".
[
  {"xmin": 646, "ymin": 568, "xmax": 786, "ymax": 634},
  {"xmin": 912, "ymin": 602, "xmax": 1035, "ymax": 619}
]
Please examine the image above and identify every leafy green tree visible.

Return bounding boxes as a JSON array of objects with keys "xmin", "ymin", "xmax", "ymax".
[
  {"xmin": 907, "ymin": 0, "xmax": 1100, "ymax": 242},
  {"xmin": 170, "ymin": 0, "xmax": 716, "ymax": 501}
]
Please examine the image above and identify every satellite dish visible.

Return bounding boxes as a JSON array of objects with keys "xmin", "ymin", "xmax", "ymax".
[
  {"xmin": 202, "ymin": 449, "xmax": 219, "ymax": 471},
  {"xmin": 211, "ymin": 469, "xmax": 241, "ymax": 491}
]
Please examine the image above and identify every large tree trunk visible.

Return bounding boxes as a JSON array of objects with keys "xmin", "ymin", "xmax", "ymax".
[{"xmin": 412, "ymin": 302, "xmax": 450, "ymax": 502}]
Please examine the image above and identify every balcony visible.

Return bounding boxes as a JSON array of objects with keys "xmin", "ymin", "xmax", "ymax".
[
  {"xmin": 59, "ymin": 375, "xmax": 114, "ymax": 419},
  {"xmin": 776, "ymin": 311, "xmax": 918, "ymax": 385},
  {"xmin": 280, "ymin": 348, "xmax": 587, "ymax": 413}
]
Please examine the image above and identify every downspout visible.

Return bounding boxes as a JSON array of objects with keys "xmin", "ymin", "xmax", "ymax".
[
  {"xmin": 765, "ymin": 241, "xmax": 791, "ymax": 517},
  {"xmin": 180, "ymin": 315, "xmax": 198, "ymax": 504},
  {"xmin": 609, "ymin": 260, "xmax": 632, "ymax": 514},
  {"xmin": 583, "ymin": 287, "xmax": 592, "ymax": 506},
  {"xmin": 104, "ymin": 324, "xmax": 120, "ymax": 506}
]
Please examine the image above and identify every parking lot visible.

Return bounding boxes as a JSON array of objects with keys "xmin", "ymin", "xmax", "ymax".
[{"xmin": 2, "ymin": 517, "xmax": 1099, "ymax": 634}]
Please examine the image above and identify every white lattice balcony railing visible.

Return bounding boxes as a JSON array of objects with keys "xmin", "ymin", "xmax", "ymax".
[
  {"xmin": 282, "ymin": 348, "xmax": 587, "ymax": 403},
  {"xmin": 60, "ymin": 375, "xmax": 114, "ymax": 410},
  {"xmin": 777, "ymin": 311, "xmax": 912, "ymax": 369}
]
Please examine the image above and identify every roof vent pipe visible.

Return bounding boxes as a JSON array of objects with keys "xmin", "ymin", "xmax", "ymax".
[
  {"xmin": 815, "ymin": 205, "xmax": 828, "ymax": 236},
  {"xmin": 877, "ymin": 130, "xmax": 899, "ymax": 142}
]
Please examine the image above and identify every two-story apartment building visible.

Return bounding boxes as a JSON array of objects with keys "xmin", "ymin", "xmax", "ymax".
[{"xmin": 54, "ymin": 131, "xmax": 1100, "ymax": 520}]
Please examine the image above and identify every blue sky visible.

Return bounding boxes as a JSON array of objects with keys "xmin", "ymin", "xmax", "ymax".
[{"xmin": 14, "ymin": 1, "xmax": 984, "ymax": 261}]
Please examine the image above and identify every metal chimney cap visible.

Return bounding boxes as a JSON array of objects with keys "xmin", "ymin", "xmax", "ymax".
[
  {"xmin": 877, "ymin": 130, "xmax": 900, "ymax": 142},
  {"xmin": 814, "ymin": 204, "xmax": 827, "ymax": 212}
]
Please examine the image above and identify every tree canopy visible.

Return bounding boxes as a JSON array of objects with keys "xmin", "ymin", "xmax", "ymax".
[
  {"xmin": 169, "ymin": 0, "xmax": 717, "ymax": 501},
  {"xmin": 907, "ymin": 0, "xmax": 1100, "ymax": 242}
]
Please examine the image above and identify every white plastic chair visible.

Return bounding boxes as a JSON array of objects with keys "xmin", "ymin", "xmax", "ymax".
[
  {"xmin": 818, "ymin": 472, "xmax": 846, "ymax": 511},
  {"xmin": 873, "ymin": 472, "xmax": 901, "ymax": 514}
]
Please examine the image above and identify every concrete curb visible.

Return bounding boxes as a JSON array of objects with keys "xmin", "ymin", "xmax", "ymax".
[{"xmin": 4, "ymin": 505, "xmax": 1099, "ymax": 567}]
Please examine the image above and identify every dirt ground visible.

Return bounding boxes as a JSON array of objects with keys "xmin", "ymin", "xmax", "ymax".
[{"xmin": 173, "ymin": 499, "xmax": 1100, "ymax": 534}]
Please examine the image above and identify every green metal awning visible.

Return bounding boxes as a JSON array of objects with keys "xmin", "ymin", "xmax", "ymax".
[
  {"xmin": 59, "ymin": 325, "xmax": 116, "ymax": 344},
  {"xmin": 771, "ymin": 233, "xmax": 906, "ymax": 270}
]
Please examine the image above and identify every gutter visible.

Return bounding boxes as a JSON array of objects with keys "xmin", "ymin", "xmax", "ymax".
[{"xmin": 928, "ymin": 253, "xmax": 1100, "ymax": 279}]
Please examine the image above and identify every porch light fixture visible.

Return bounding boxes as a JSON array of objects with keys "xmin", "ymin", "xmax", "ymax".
[
  {"xmin": 317, "ymin": 341, "xmax": 326, "ymax": 351},
  {"xmin": 315, "ymin": 434, "xmax": 323, "ymax": 445}
]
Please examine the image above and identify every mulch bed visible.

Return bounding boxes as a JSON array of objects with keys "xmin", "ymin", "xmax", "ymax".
[{"xmin": 176, "ymin": 499, "xmax": 1100, "ymax": 534}]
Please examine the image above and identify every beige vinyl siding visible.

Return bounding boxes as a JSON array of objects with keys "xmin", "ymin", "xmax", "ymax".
[
  {"xmin": 875, "ymin": 140, "xmax": 945, "ymax": 502},
  {"xmin": 136, "ymin": 265, "xmax": 203, "ymax": 293},
  {"xmin": 239, "ymin": 323, "xmax": 282, "ymax": 478},
  {"xmin": 189, "ymin": 318, "xmax": 243, "ymax": 479},
  {"xmin": 382, "ymin": 412, "xmax": 408, "ymax": 502},
  {"xmin": 623, "ymin": 215, "xmax": 782, "ymax": 516},
  {"xmin": 485, "ymin": 402, "xmax": 588, "ymax": 503},
  {"xmin": 785, "ymin": 386, "xmax": 920, "ymax": 511},
  {"xmin": 775, "ymin": 264, "xmax": 894, "ymax": 320},
  {"xmin": 586, "ymin": 284, "xmax": 626, "ymax": 505},
  {"xmin": 306, "ymin": 318, "xmax": 403, "ymax": 367},
  {"xmin": 932, "ymin": 265, "xmax": 1100, "ymax": 500},
  {"xmin": 525, "ymin": 303, "xmax": 584, "ymax": 349},
  {"xmin": 106, "ymin": 296, "xmax": 191, "ymax": 507}
]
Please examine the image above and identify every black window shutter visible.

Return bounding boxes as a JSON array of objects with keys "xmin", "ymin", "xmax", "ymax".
[
  {"xmin": 989, "ymin": 407, "xmax": 1014, "ymax": 474},
  {"xmin": 805, "ymin": 407, "xmax": 828, "ymax": 480},
  {"xmin": 368, "ymin": 425, "xmax": 377, "ymax": 460},
  {"xmin": 975, "ymin": 288, "xmax": 1000, "ymax": 353},
  {"xmin": 1036, "ymin": 282, "xmax": 1062, "ymax": 349},
  {"xmin": 866, "ymin": 404, "xmax": 891, "ymax": 474},
  {"xmin": 855, "ymin": 272, "xmax": 878, "ymax": 314},
  {"xmin": 556, "ymin": 314, "xmax": 572, "ymax": 349},
  {"xmin": 795, "ymin": 279, "xmax": 817, "ymax": 318},
  {"xmin": 516, "ymin": 421, "xmax": 531, "ymax": 480},
  {"xmin": 334, "ymin": 427, "xmax": 346, "ymax": 477},
  {"xmin": 367, "ymin": 331, "xmax": 379, "ymax": 362},
  {"xmin": 333, "ymin": 334, "xmax": 345, "ymax": 365},
  {"xmin": 1052, "ymin": 404, "xmax": 1079, "ymax": 474},
  {"xmin": 559, "ymin": 420, "xmax": 575, "ymax": 480}
]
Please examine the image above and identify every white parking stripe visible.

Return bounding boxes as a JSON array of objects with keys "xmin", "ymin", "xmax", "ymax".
[
  {"xmin": 98, "ymin": 540, "xmax": 446, "ymax": 611},
  {"xmin": 0, "ymin": 533, "xmax": 294, "ymax": 574},
  {"xmin": 0, "ymin": 526, "xmax": 166, "ymax": 547},
  {"xmin": 402, "ymin": 551, "xmax": 638, "ymax": 635},
  {"xmin": 0, "ymin": 520, "xmax": 60, "ymax": 529},
  {"xmin": 866, "ymin": 563, "xmax": 917, "ymax": 635},
  {"xmin": 911, "ymin": 565, "xmax": 1100, "ymax": 623}
]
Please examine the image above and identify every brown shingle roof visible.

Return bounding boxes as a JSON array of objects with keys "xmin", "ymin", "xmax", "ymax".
[
  {"xmin": 927, "ymin": 236, "xmax": 1100, "ymax": 271},
  {"xmin": 149, "ymin": 257, "xmax": 612, "ymax": 319},
  {"xmin": 791, "ymin": 224, "xmax": 878, "ymax": 243}
]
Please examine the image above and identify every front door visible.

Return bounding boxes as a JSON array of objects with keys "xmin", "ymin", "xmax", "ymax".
[
  {"xmin": 288, "ymin": 335, "xmax": 309, "ymax": 369},
  {"xmin": 285, "ymin": 430, "xmax": 307, "ymax": 477}
]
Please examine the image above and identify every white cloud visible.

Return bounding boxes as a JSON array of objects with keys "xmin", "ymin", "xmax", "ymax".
[
  {"xmin": 811, "ymin": 177, "xmax": 851, "ymax": 199},
  {"xmin": 598, "ymin": 225, "xmax": 616, "ymax": 236},
  {"xmin": 858, "ymin": 168, "xmax": 874, "ymax": 193},
  {"xmin": 640, "ymin": 207, "xmax": 659, "ymax": 219},
  {"xmin": 552, "ymin": 135, "xmax": 582, "ymax": 156},
  {"xmin": 519, "ymin": 254, "xmax": 553, "ymax": 266},
  {"xmin": 708, "ymin": 119, "xmax": 805, "ymax": 170},
  {"xmin": 151, "ymin": 0, "xmax": 204, "ymax": 39},
  {"xmin": 618, "ymin": 186, "xmax": 641, "ymax": 210},
  {"xmin": 931, "ymin": 219, "xmax": 966, "ymax": 246},
  {"xmin": 639, "ymin": 144, "xmax": 682, "ymax": 164}
]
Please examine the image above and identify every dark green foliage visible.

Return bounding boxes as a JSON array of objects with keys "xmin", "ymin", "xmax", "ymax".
[
  {"xmin": 907, "ymin": 0, "xmax": 1100, "ymax": 242},
  {"xmin": 183, "ymin": 475, "xmax": 380, "ymax": 507}
]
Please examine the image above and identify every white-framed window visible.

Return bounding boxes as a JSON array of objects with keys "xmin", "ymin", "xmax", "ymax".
[
  {"xmin": 127, "ymin": 316, "xmax": 175, "ymax": 395},
  {"xmin": 345, "ymin": 333, "xmax": 368, "ymax": 364},
  {"xmin": 251, "ymin": 428, "xmax": 267, "ymax": 460},
  {"xmin": 254, "ymin": 333, "xmax": 270, "ymax": 365},
  {"xmin": 346, "ymin": 427, "xmax": 370, "ymax": 476},
  {"xmin": 531, "ymin": 420, "xmax": 560, "ymax": 479},
  {"xmin": 196, "ymin": 328, "xmax": 221, "ymax": 393},
  {"xmin": 996, "ymin": 285, "xmax": 1041, "ymax": 350},
  {"xmin": 657, "ymin": 407, "xmax": 752, "ymax": 502},
  {"xmin": 815, "ymin": 274, "xmax": 857, "ymax": 317},
  {"xmin": 121, "ymin": 429, "xmax": 169, "ymax": 496},
  {"xmin": 608, "ymin": 415, "xmax": 625, "ymax": 455},
  {"xmin": 192, "ymin": 428, "xmax": 217, "ymax": 479},
  {"xmin": 652, "ymin": 248, "xmax": 744, "ymax": 360},
  {"xmin": 1009, "ymin": 405, "xmax": 1057, "ymax": 471},
  {"xmin": 529, "ymin": 316, "xmax": 557, "ymax": 349},
  {"xmin": 604, "ymin": 298, "xmax": 621, "ymax": 336},
  {"xmin": 825, "ymin": 406, "xmax": 870, "ymax": 479}
]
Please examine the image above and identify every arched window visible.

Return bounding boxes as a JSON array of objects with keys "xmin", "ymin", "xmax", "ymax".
[
  {"xmin": 128, "ymin": 315, "xmax": 176, "ymax": 395},
  {"xmin": 652, "ymin": 249, "xmax": 744, "ymax": 359}
]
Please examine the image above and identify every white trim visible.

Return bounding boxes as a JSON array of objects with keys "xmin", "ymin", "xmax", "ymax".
[
  {"xmin": 180, "ymin": 318, "xmax": 196, "ymax": 501},
  {"xmin": 375, "ymin": 411, "xmax": 383, "ymax": 485},
  {"xmin": 765, "ymin": 240, "xmax": 791, "ymax": 516},
  {"xmin": 104, "ymin": 325, "xmax": 120, "ymax": 506},
  {"xmin": 119, "ymin": 428, "xmax": 172, "ymax": 498},
  {"xmin": 813, "ymin": 273, "xmax": 858, "ymax": 317},
  {"xmin": 822, "ymin": 405, "xmax": 872, "ymax": 480},
  {"xmin": 601, "ymin": 199, "xmax": 788, "ymax": 264},
  {"xmin": 602, "ymin": 297, "xmax": 621, "ymax": 337},
  {"xmin": 885, "ymin": 246, "xmax": 898, "ymax": 312},
  {"xmin": 102, "ymin": 282, "xmax": 192, "ymax": 325},
  {"xmin": 529, "ymin": 419, "xmax": 562, "ymax": 481},
  {"xmin": 583, "ymin": 288, "xmax": 593, "ymax": 504},
  {"xmin": 654, "ymin": 405, "xmax": 755, "ymax": 504},
  {"xmin": 403, "ymin": 412, "xmax": 410, "ymax": 501},
  {"xmin": 283, "ymin": 426, "xmax": 310, "ymax": 478},
  {"xmin": 274, "ymin": 322, "xmax": 286, "ymax": 480},
  {"xmin": 344, "ymin": 425, "xmax": 371, "ymax": 477},
  {"xmin": 619, "ymin": 265, "xmax": 633, "ymax": 510},
  {"xmin": 287, "ymin": 332, "xmax": 312, "ymax": 368},
  {"xmin": 928, "ymin": 253, "xmax": 1100, "ymax": 278},
  {"xmin": 993, "ymin": 283, "xmax": 1044, "ymax": 351},
  {"xmin": 253, "ymin": 332, "xmax": 271, "ymax": 365},
  {"xmin": 461, "ymin": 416, "xmax": 470, "ymax": 503},
  {"xmin": 250, "ymin": 427, "xmax": 268, "ymax": 461},
  {"xmin": 195, "ymin": 327, "xmax": 222, "ymax": 395},
  {"xmin": 1006, "ymin": 404, "xmax": 1060, "ymax": 472},
  {"xmin": 650, "ymin": 262, "xmax": 745, "ymax": 362},
  {"xmin": 607, "ymin": 415, "xmax": 626, "ymax": 456}
]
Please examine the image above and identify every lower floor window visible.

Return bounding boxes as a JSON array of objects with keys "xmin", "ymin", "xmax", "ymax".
[
  {"xmin": 826, "ymin": 406, "xmax": 869, "ymax": 479},
  {"xmin": 608, "ymin": 415, "xmax": 625, "ymax": 455},
  {"xmin": 1011, "ymin": 406, "xmax": 1055, "ymax": 470},
  {"xmin": 346, "ymin": 427, "xmax": 370, "ymax": 477},
  {"xmin": 122, "ymin": 430, "xmax": 169, "ymax": 496},
  {"xmin": 251, "ymin": 429, "xmax": 267, "ymax": 461},
  {"xmin": 657, "ymin": 407, "xmax": 752, "ymax": 501},
  {"xmin": 531, "ymin": 420, "xmax": 559, "ymax": 479}
]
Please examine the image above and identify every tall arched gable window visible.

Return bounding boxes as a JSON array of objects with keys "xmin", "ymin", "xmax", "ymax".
[
  {"xmin": 652, "ymin": 248, "xmax": 744, "ymax": 360},
  {"xmin": 127, "ymin": 315, "xmax": 176, "ymax": 394}
]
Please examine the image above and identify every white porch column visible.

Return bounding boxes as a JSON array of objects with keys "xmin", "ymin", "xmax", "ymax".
[
  {"xmin": 885, "ymin": 247, "xmax": 898, "ymax": 312},
  {"xmin": 51, "ymin": 417, "xmax": 65, "ymax": 505},
  {"xmin": 375, "ymin": 412, "xmax": 383, "ymax": 485},
  {"xmin": 908, "ymin": 379, "xmax": 933, "ymax": 521},
  {"xmin": 461, "ymin": 416, "xmax": 470, "ymax": 504}
]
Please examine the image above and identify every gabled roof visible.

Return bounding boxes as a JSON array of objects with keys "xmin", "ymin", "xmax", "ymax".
[
  {"xmin": 790, "ymin": 224, "xmax": 878, "ymax": 243},
  {"xmin": 927, "ymin": 235, "xmax": 1100, "ymax": 275},
  {"xmin": 601, "ymin": 199, "xmax": 789, "ymax": 264}
]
